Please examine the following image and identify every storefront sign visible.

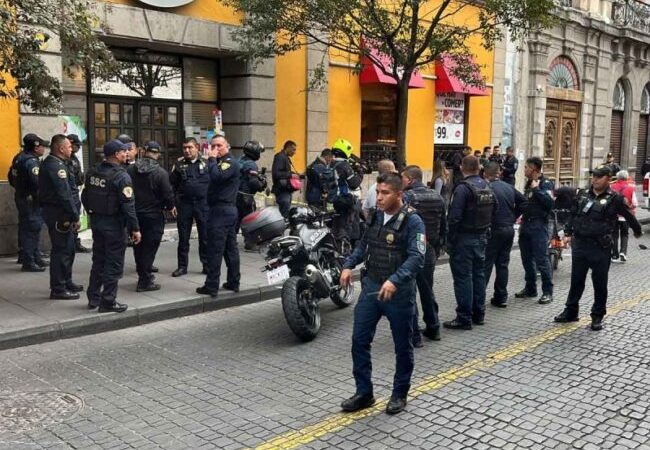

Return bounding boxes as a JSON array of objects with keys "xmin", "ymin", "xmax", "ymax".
[
  {"xmin": 434, "ymin": 92, "xmax": 465, "ymax": 145},
  {"xmin": 137, "ymin": 0, "xmax": 194, "ymax": 8}
]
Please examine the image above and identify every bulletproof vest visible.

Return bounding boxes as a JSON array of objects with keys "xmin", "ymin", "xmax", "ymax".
[
  {"xmin": 9, "ymin": 152, "xmax": 38, "ymax": 195},
  {"xmin": 572, "ymin": 190, "xmax": 617, "ymax": 240},
  {"xmin": 364, "ymin": 208, "xmax": 412, "ymax": 282},
  {"xmin": 457, "ymin": 180, "xmax": 495, "ymax": 232},
  {"xmin": 83, "ymin": 165, "xmax": 121, "ymax": 215},
  {"xmin": 406, "ymin": 188, "xmax": 443, "ymax": 244}
]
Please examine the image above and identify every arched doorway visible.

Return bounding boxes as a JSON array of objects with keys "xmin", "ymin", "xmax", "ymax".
[
  {"xmin": 543, "ymin": 56, "xmax": 581, "ymax": 186},
  {"xmin": 609, "ymin": 80, "xmax": 626, "ymax": 166},
  {"xmin": 636, "ymin": 84, "xmax": 650, "ymax": 182}
]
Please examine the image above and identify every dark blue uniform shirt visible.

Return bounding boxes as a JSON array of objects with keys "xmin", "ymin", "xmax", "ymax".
[
  {"xmin": 207, "ymin": 152, "xmax": 240, "ymax": 205},
  {"xmin": 170, "ymin": 157, "xmax": 210, "ymax": 201},
  {"xmin": 489, "ymin": 179, "xmax": 528, "ymax": 228},
  {"xmin": 87, "ymin": 161, "xmax": 139, "ymax": 232},
  {"xmin": 12, "ymin": 151, "xmax": 41, "ymax": 198},
  {"xmin": 522, "ymin": 175, "xmax": 554, "ymax": 222},
  {"xmin": 38, "ymin": 154, "xmax": 79, "ymax": 222}
]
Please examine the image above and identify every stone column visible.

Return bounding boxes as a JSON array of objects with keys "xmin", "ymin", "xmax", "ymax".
[
  {"xmin": 306, "ymin": 40, "xmax": 329, "ymax": 164},
  {"xmin": 527, "ymin": 38, "xmax": 551, "ymax": 157}
]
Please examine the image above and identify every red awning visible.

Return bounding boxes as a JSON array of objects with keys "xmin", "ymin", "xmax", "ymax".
[
  {"xmin": 435, "ymin": 55, "xmax": 488, "ymax": 96},
  {"xmin": 359, "ymin": 46, "xmax": 425, "ymax": 89}
]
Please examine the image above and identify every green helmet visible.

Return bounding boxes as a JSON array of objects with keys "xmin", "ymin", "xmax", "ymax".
[{"xmin": 331, "ymin": 138, "xmax": 353, "ymax": 159}]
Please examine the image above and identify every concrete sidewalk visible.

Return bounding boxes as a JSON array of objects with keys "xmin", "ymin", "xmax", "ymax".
[{"xmin": 2, "ymin": 204, "xmax": 649, "ymax": 352}]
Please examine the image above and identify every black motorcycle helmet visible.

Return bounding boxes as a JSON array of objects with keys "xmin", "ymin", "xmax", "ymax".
[{"xmin": 243, "ymin": 140, "xmax": 265, "ymax": 161}]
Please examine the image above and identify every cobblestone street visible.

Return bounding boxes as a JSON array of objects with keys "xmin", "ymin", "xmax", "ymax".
[{"xmin": 1, "ymin": 238, "xmax": 649, "ymax": 450}]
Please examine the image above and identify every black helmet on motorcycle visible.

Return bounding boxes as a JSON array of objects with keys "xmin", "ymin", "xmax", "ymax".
[{"xmin": 243, "ymin": 140, "xmax": 265, "ymax": 161}]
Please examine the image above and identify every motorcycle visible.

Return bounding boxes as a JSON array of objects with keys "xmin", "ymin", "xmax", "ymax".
[
  {"xmin": 548, "ymin": 208, "xmax": 571, "ymax": 270},
  {"xmin": 262, "ymin": 206, "xmax": 355, "ymax": 342}
]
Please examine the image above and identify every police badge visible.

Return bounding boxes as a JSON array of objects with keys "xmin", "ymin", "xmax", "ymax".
[
  {"xmin": 416, "ymin": 233, "xmax": 427, "ymax": 255},
  {"xmin": 386, "ymin": 233, "xmax": 395, "ymax": 244}
]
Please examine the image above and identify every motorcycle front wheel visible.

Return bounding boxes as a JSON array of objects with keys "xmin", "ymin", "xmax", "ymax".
[{"xmin": 281, "ymin": 276, "xmax": 321, "ymax": 342}]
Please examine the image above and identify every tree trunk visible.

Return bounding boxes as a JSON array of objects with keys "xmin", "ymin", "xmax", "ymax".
[{"xmin": 395, "ymin": 74, "xmax": 411, "ymax": 169}]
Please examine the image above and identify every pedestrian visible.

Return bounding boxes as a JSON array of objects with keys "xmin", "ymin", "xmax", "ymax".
[
  {"xmin": 237, "ymin": 140, "xmax": 268, "ymax": 250},
  {"xmin": 272, "ymin": 140, "xmax": 298, "ymax": 218},
  {"xmin": 604, "ymin": 152, "xmax": 621, "ymax": 177},
  {"xmin": 401, "ymin": 165, "xmax": 446, "ymax": 344},
  {"xmin": 196, "ymin": 136, "xmax": 241, "ymax": 297},
  {"xmin": 66, "ymin": 134, "xmax": 91, "ymax": 253},
  {"xmin": 339, "ymin": 172, "xmax": 425, "ymax": 415},
  {"xmin": 305, "ymin": 148, "xmax": 333, "ymax": 210},
  {"xmin": 8, "ymin": 134, "xmax": 48, "ymax": 271},
  {"xmin": 169, "ymin": 138, "xmax": 211, "ymax": 277},
  {"xmin": 82, "ymin": 139, "xmax": 141, "ymax": 313},
  {"xmin": 450, "ymin": 146, "xmax": 471, "ymax": 186},
  {"xmin": 444, "ymin": 155, "xmax": 496, "ymax": 330},
  {"xmin": 501, "ymin": 146, "xmax": 518, "ymax": 185},
  {"xmin": 430, "ymin": 160, "xmax": 452, "ymax": 206},
  {"xmin": 554, "ymin": 164, "xmax": 642, "ymax": 330},
  {"xmin": 515, "ymin": 156, "xmax": 555, "ymax": 304},
  {"xmin": 127, "ymin": 141, "xmax": 175, "ymax": 292},
  {"xmin": 483, "ymin": 162, "xmax": 527, "ymax": 308},
  {"xmin": 39, "ymin": 134, "xmax": 83, "ymax": 300},
  {"xmin": 609, "ymin": 169, "xmax": 637, "ymax": 263},
  {"xmin": 362, "ymin": 159, "xmax": 395, "ymax": 219},
  {"xmin": 328, "ymin": 138, "xmax": 365, "ymax": 245}
]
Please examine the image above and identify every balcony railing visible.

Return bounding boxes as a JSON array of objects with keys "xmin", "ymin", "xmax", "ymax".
[{"xmin": 612, "ymin": 0, "xmax": 650, "ymax": 34}]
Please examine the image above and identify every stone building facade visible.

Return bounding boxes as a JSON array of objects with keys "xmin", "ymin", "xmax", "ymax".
[{"xmin": 492, "ymin": 0, "xmax": 650, "ymax": 186}]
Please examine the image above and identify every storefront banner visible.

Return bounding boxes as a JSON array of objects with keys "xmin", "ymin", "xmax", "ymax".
[{"xmin": 434, "ymin": 93, "xmax": 465, "ymax": 145}]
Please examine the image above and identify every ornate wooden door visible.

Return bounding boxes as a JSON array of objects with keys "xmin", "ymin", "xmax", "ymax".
[{"xmin": 544, "ymin": 100, "xmax": 580, "ymax": 186}]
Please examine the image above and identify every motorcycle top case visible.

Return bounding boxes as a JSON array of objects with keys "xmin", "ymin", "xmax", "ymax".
[{"xmin": 240, "ymin": 206, "xmax": 286, "ymax": 244}]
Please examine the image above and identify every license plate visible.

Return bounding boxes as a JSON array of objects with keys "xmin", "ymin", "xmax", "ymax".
[{"xmin": 266, "ymin": 264, "xmax": 290, "ymax": 285}]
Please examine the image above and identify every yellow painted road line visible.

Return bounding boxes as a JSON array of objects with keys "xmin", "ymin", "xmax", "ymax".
[{"xmin": 253, "ymin": 292, "xmax": 650, "ymax": 450}]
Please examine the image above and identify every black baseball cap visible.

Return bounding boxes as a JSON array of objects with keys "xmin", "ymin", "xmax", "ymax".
[
  {"xmin": 104, "ymin": 139, "xmax": 130, "ymax": 156},
  {"xmin": 23, "ymin": 133, "xmax": 50, "ymax": 150},
  {"xmin": 145, "ymin": 141, "xmax": 161, "ymax": 152},
  {"xmin": 67, "ymin": 134, "xmax": 82, "ymax": 146},
  {"xmin": 590, "ymin": 165, "xmax": 611, "ymax": 177},
  {"xmin": 117, "ymin": 134, "xmax": 133, "ymax": 145}
]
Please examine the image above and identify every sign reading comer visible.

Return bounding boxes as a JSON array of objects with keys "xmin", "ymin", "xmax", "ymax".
[
  {"xmin": 434, "ymin": 92, "xmax": 465, "ymax": 145},
  {"xmin": 137, "ymin": 0, "xmax": 194, "ymax": 7}
]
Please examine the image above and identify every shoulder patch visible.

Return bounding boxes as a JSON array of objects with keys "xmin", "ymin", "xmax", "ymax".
[
  {"xmin": 416, "ymin": 233, "xmax": 427, "ymax": 255},
  {"xmin": 57, "ymin": 169, "xmax": 67, "ymax": 179},
  {"xmin": 122, "ymin": 186, "xmax": 133, "ymax": 198},
  {"xmin": 31, "ymin": 167, "xmax": 39, "ymax": 176},
  {"xmin": 220, "ymin": 162, "xmax": 231, "ymax": 171}
]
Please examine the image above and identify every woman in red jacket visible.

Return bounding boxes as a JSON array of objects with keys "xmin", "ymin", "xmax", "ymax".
[{"xmin": 610, "ymin": 169, "xmax": 637, "ymax": 262}]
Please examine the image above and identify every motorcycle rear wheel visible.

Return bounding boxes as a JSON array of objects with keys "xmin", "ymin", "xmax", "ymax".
[
  {"xmin": 331, "ymin": 282, "xmax": 354, "ymax": 308},
  {"xmin": 282, "ymin": 276, "xmax": 321, "ymax": 342}
]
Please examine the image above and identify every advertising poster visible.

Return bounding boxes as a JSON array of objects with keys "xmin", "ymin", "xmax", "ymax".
[{"xmin": 434, "ymin": 93, "xmax": 465, "ymax": 145}]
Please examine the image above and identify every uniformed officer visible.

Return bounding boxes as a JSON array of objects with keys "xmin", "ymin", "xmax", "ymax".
[
  {"xmin": 66, "ymin": 134, "xmax": 91, "ymax": 254},
  {"xmin": 196, "ymin": 136, "xmax": 241, "ymax": 297},
  {"xmin": 82, "ymin": 139, "xmax": 141, "ymax": 312},
  {"xmin": 483, "ymin": 162, "xmax": 527, "ymax": 308},
  {"xmin": 118, "ymin": 134, "xmax": 138, "ymax": 165},
  {"xmin": 444, "ymin": 155, "xmax": 496, "ymax": 330},
  {"xmin": 8, "ymin": 134, "xmax": 48, "ymax": 271},
  {"xmin": 127, "ymin": 141, "xmax": 175, "ymax": 292},
  {"xmin": 401, "ymin": 165, "xmax": 446, "ymax": 344},
  {"xmin": 515, "ymin": 156, "xmax": 555, "ymax": 304},
  {"xmin": 169, "ymin": 138, "xmax": 211, "ymax": 277},
  {"xmin": 339, "ymin": 172, "xmax": 425, "ymax": 415},
  {"xmin": 237, "ymin": 140, "xmax": 268, "ymax": 252},
  {"xmin": 554, "ymin": 165, "xmax": 642, "ymax": 331},
  {"xmin": 501, "ymin": 146, "xmax": 518, "ymax": 186},
  {"xmin": 305, "ymin": 148, "xmax": 333, "ymax": 210},
  {"xmin": 39, "ymin": 135, "xmax": 82, "ymax": 300}
]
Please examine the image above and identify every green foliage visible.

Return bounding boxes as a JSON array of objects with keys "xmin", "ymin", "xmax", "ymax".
[{"xmin": 0, "ymin": 0, "xmax": 119, "ymax": 113}]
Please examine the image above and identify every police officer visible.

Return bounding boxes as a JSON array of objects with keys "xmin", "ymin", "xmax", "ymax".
[
  {"xmin": 127, "ymin": 141, "xmax": 175, "ymax": 291},
  {"xmin": 169, "ymin": 138, "xmax": 210, "ymax": 277},
  {"xmin": 444, "ymin": 155, "xmax": 496, "ymax": 330},
  {"xmin": 9, "ymin": 134, "xmax": 48, "ymax": 271},
  {"xmin": 305, "ymin": 148, "xmax": 333, "ymax": 210},
  {"xmin": 401, "ymin": 165, "xmax": 446, "ymax": 344},
  {"xmin": 488, "ymin": 145, "xmax": 503, "ymax": 167},
  {"xmin": 196, "ymin": 136, "xmax": 241, "ymax": 297},
  {"xmin": 82, "ymin": 139, "xmax": 141, "ymax": 313},
  {"xmin": 483, "ymin": 162, "xmax": 527, "ymax": 308},
  {"xmin": 118, "ymin": 134, "xmax": 138, "ymax": 165},
  {"xmin": 237, "ymin": 140, "xmax": 268, "ymax": 251},
  {"xmin": 66, "ymin": 134, "xmax": 91, "ymax": 253},
  {"xmin": 501, "ymin": 146, "xmax": 518, "ymax": 186},
  {"xmin": 339, "ymin": 172, "xmax": 425, "ymax": 415},
  {"xmin": 554, "ymin": 165, "xmax": 642, "ymax": 331},
  {"xmin": 39, "ymin": 135, "xmax": 82, "ymax": 300},
  {"xmin": 329, "ymin": 138, "xmax": 364, "ymax": 245},
  {"xmin": 604, "ymin": 152, "xmax": 621, "ymax": 178},
  {"xmin": 271, "ymin": 140, "xmax": 297, "ymax": 218},
  {"xmin": 515, "ymin": 156, "xmax": 555, "ymax": 304}
]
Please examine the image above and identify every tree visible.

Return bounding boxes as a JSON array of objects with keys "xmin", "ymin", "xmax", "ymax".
[
  {"xmin": 118, "ymin": 62, "xmax": 182, "ymax": 98},
  {"xmin": 225, "ymin": 0, "xmax": 556, "ymax": 165},
  {"xmin": 0, "ymin": 0, "xmax": 118, "ymax": 113}
]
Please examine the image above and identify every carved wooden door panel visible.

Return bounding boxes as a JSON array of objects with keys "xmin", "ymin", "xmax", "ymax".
[{"xmin": 544, "ymin": 100, "xmax": 580, "ymax": 186}]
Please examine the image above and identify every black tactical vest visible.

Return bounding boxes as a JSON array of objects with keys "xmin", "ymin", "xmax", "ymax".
[
  {"xmin": 457, "ymin": 181, "xmax": 495, "ymax": 232},
  {"xmin": 364, "ymin": 208, "xmax": 413, "ymax": 282},
  {"xmin": 9, "ymin": 152, "xmax": 38, "ymax": 195},
  {"xmin": 405, "ymin": 188, "xmax": 444, "ymax": 245},
  {"xmin": 83, "ymin": 166, "xmax": 121, "ymax": 215},
  {"xmin": 572, "ymin": 189, "xmax": 617, "ymax": 240}
]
